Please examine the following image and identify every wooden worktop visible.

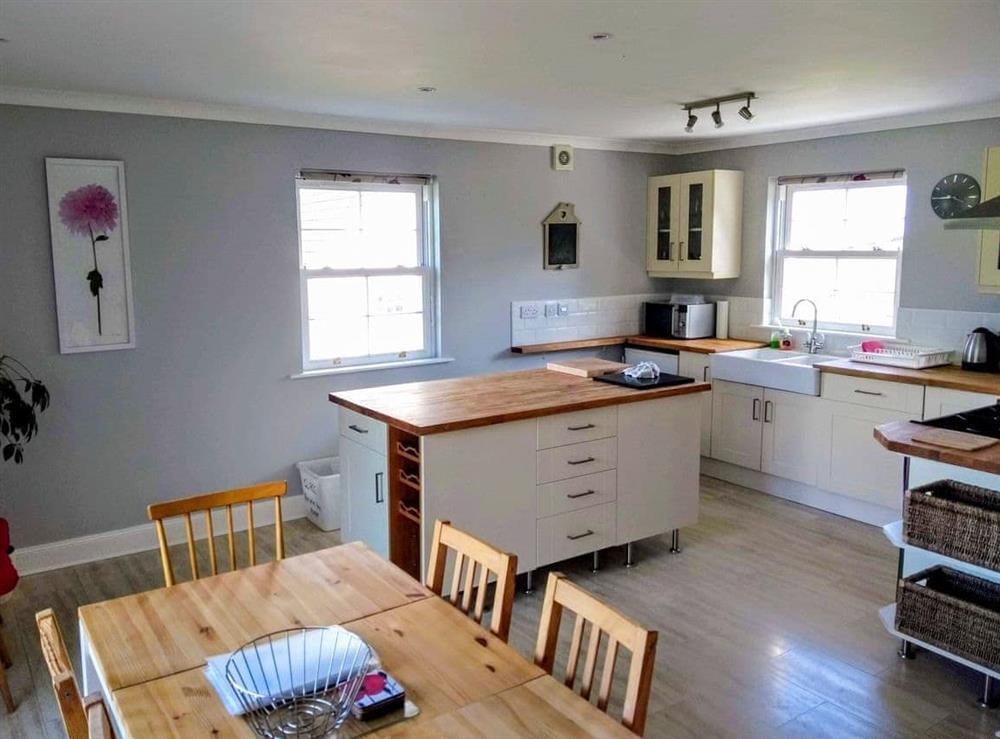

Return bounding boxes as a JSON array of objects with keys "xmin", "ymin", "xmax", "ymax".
[
  {"xmin": 510, "ymin": 334, "xmax": 766, "ymax": 355},
  {"xmin": 818, "ymin": 359, "xmax": 1000, "ymax": 397},
  {"xmin": 329, "ymin": 368, "xmax": 709, "ymax": 435},
  {"xmin": 875, "ymin": 421, "xmax": 1000, "ymax": 476}
]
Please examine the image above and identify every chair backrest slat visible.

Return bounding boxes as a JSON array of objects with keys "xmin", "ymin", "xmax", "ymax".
[
  {"xmin": 533, "ymin": 572, "xmax": 658, "ymax": 736},
  {"xmin": 146, "ymin": 481, "xmax": 286, "ymax": 587},
  {"xmin": 426, "ymin": 520, "xmax": 518, "ymax": 642}
]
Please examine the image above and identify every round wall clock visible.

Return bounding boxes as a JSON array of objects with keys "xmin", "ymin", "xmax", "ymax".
[{"xmin": 931, "ymin": 173, "xmax": 981, "ymax": 219}]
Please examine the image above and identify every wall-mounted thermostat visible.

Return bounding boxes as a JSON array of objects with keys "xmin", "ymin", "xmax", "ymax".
[{"xmin": 551, "ymin": 145, "xmax": 574, "ymax": 171}]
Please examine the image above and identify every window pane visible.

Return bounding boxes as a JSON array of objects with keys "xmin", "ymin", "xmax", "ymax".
[
  {"xmin": 301, "ymin": 229, "xmax": 364, "ymax": 270},
  {"xmin": 369, "ymin": 314, "xmax": 425, "ymax": 355},
  {"xmin": 780, "ymin": 257, "xmax": 838, "ymax": 319},
  {"xmin": 368, "ymin": 275, "xmax": 423, "ymax": 316},
  {"xmin": 309, "ymin": 318, "xmax": 368, "ymax": 360},
  {"xmin": 361, "ymin": 191, "xmax": 419, "ymax": 268},
  {"xmin": 788, "ymin": 189, "xmax": 846, "ymax": 251},
  {"xmin": 845, "ymin": 185, "xmax": 906, "ymax": 251},
  {"xmin": 299, "ymin": 188, "xmax": 359, "ymax": 230},
  {"xmin": 307, "ymin": 276, "xmax": 367, "ymax": 319},
  {"xmin": 779, "ymin": 256, "xmax": 897, "ymax": 328},
  {"xmin": 788, "ymin": 184, "xmax": 906, "ymax": 252}
]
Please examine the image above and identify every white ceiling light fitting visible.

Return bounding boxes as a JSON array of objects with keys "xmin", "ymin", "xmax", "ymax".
[
  {"xmin": 680, "ymin": 92, "xmax": 756, "ymax": 133},
  {"xmin": 417, "ymin": 86, "xmax": 437, "ymax": 93},
  {"xmin": 590, "ymin": 32, "xmax": 614, "ymax": 41}
]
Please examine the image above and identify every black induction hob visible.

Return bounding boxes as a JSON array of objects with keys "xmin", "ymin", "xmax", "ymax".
[{"xmin": 917, "ymin": 403, "xmax": 1000, "ymax": 440}]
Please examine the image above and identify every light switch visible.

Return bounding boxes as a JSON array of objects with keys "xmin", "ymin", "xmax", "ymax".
[
  {"xmin": 544, "ymin": 302, "xmax": 559, "ymax": 318},
  {"xmin": 557, "ymin": 302, "xmax": 569, "ymax": 317}
]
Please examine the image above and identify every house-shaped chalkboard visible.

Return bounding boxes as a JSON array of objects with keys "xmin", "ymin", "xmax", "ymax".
[{"xmin": 542, "ymin": 202, "xmax": 580, "ymax": 270}]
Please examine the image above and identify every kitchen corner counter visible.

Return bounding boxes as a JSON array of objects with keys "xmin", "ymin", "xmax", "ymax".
[
  {"xmin": 817, "ymin": 359, "xmax": 1000, "ymax": 398},
  {"xmin": 329, "ymin": 368, "xmax": 710, "ymax": 435},
  {"xmin": 625, "ymin": 336, "xmax": 767, "ymax": 354},
  {"xmin": 875, "ymin": 420, "xmax": 1000, "ymax": 476}
]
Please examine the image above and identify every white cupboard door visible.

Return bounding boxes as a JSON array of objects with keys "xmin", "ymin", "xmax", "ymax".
[
  {"xmin": 616, "ymin": 395, "xmax": 700, "ymax": 544},
  {"xmin": 817, "ymin": 403, "xmax": 909, "ymax": 510},
  {"xmin": 679, "ymin": 351, "xmax": 712, "ymax": 455},
  {"xmin": 760, "ymin": 389, "xmax": 829, "ymax": 486},
  {"xmin": 710, "ymin": 380, "xmax": 763, "ymax": 469},
  {"xmin": 923, "ymin": 386, "xmax": 997, "ymax": 419},
  {"xmin": 646, "ymin": 175, "xmax": 681, "ymax": 273},
  {"xmin": 677, "ymin": 171, "xmax": 714, "ymax": 273},
  {"xmin": 340, "ymin": 437, "xmax": 389, "ymax": 558}
]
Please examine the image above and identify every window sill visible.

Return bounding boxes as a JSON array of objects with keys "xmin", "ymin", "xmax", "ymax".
[
  {"xmin": 291, "ymin": 356, "xmax": 455, "ymax": 379},
  {"xmin": 755, "ymin": 324, "xmax": 897, "ymax": 341}
]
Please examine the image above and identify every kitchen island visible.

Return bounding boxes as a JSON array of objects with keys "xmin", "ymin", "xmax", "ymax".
[{"xmin": 329, "ymin": 369, "xmax": 710, "ymax": 585}]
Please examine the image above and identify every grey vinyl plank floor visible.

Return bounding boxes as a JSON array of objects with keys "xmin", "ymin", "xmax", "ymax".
[{"xmin": 2, "ymin": 477, "xmax": 998, "ymax": 738}]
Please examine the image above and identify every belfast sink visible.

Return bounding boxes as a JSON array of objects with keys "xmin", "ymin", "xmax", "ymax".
[{"xmin": 710, "ymin": 349, "xmax": 839, "ymax": 396}]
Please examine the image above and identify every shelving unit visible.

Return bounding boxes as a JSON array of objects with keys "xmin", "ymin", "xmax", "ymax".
[
  {"xmin": 387, "ymin": 427, "xmax": 422, "ymax": 580},
  {"xmin": 880, "ymin": 459, "xmax": 1000, "ymax": 708}
]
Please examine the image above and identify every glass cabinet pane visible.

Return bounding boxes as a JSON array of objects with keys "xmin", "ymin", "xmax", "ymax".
[
  {"xmin": 686, "ymin": 183, "xmax": 704, "ymax": 261},
  {"xmin": 656, "ymin": 186, "xmax": 672, "ymax": 260}
]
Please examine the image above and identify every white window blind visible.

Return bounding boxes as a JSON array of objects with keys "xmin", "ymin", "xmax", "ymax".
[{"xmin": 296, "ymin": 172, "xmax": 439, "ymax": 371}]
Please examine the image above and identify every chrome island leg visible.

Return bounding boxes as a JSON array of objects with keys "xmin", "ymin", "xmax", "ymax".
[
  {"xmin": 978, "ymin": 675, "xmax": 997, "ymax": 709},
  {"xmin": 625, "ymin": 542, "xmax": 635, "ymax": 568},
  {"xmin": 525, "ymin": 569, "xmax": 534, "ymax": 594},
  {"xmin": 592, "ymin": 551, "xmax": 600, "ymax": 573},
  {"xmin": 670, "ymin": 529, "xmax": 682, "ymax": 554},
  {"xmin": 898, "ymin": 639, "xmax": 914, "ymax": 659}
]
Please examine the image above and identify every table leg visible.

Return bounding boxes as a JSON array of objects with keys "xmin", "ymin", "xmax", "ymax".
[{"xmin": 79, "ymin": 624, "xmax": 128, "ymax": 738}]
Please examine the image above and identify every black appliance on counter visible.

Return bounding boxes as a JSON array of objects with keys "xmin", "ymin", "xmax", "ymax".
[{"xmin": 917, "ymin": 403, "xmax": 1000, "ymax": 440}]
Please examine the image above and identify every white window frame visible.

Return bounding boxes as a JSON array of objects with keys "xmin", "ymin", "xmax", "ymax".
[
  {"xmin": 770, "ymin": 177, "xmax": 905, "ymax": 336},
  {"xmin": 296, "ymin": 178, "xmax": 440, "ymax": 372}
]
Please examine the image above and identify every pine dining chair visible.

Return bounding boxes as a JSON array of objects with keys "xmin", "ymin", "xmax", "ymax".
[
  {"xmin": 534, "ymin": 572, "xmax": 658, "ymax": 736},
  {"xmin": 425, "ymin": 519, "xmax": 518, "ymax": 642},
  {"xmin": 35, "ymin": 608, "xmax": 115, "ymax": 739},
  {"xmin": 147, "ymin": 480, "xmax": 286, "ymax": 587}
]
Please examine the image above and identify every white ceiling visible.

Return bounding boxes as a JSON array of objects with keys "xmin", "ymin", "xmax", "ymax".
[{"xmin": 1, "ymin": 0, "xmax": 998, "ymax": 152}]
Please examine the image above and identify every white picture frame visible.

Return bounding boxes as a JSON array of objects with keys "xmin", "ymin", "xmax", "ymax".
[{"xmin": 45, "ymin": 158, "xmax": 136, "ymax": 353}]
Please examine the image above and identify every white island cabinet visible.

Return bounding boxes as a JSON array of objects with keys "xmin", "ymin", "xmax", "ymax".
[{"xmin": 331, "ymin": 369, "xmax": 709, "ymax": 583}]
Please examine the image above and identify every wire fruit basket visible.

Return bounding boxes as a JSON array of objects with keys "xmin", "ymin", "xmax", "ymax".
[
  {"xmin": 849, "ymin": 343, "xmax": 952, "ymax": 369},
  {"xmin": 225, "ymin": 626, "xmax": 376, "ymax": 738}
]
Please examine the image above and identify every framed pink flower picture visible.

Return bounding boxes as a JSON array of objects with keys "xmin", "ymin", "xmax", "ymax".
[{"xmin": 45, "ymin": 158, "xmax": 136, "ymax": 353}]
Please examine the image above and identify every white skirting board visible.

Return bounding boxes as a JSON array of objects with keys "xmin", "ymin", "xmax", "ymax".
[
  {"xmin": 12, "ymin": 495, "xmax": 309, "ymax": 576},
  {"xmin": 701, "ymin": 458, "xmax": 898, "ymax": 527}
]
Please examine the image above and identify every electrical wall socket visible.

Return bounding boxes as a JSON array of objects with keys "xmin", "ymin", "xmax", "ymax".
[
  {"xmin": 519, "ymin": 304, "xmax": 540, "ymax": 319},
  {"xmin": 544, "ymin": 302, "xmax": 559, "ymax": 318}
]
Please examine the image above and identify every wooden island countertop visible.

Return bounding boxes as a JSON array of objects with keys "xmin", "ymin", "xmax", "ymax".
[
  {"xmin": 875, "ymin": 421, "xmax": 1000, "ymax": 476},
  {"xmin": 329, "ymin": 368, "xmax": 710, "ymax": 435},
  {"xmin": 818, "ymin": 359, "xmax": 1000, "ymax": 397}
]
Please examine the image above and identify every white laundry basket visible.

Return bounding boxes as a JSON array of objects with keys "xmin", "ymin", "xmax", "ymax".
[{"xmin": 297, "ymin": 457, "xmax": 341, "ymax": 532}]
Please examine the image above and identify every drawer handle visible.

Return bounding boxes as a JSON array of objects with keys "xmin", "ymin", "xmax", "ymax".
[
  {"xmin": 566, "ymin": 529, "xmax": 595, "ymax": 541},
  {"xmin": 853, "ymin": 389, "xmax": 885, "ymax": 397},
  {"xmin": 348, "ymin": 424, "xmax": 369, "ymax": 434},
  {"xmin": 567, "ymin": 490, "xmax": 597, "ymax": 499},
  {"xmin": 567, "ymin": 456, "xmax": 596, "ymax": 466},
  {"xmin": 567, "ymin": 423, "xmax": 597, "ymax": 431}
]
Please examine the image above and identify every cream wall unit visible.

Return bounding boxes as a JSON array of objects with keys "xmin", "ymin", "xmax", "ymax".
[
  {"xmin": 710, "ymin": 380, "xmax": 764, "ymax": 469},
  {"xmin": 679, "ymin": 351, "xmax": 713, "ymax": 456},
  {"xmin": 421, "ymin": 419, "xmax": 538, "ymax": 579},
  {"xmin": 760, "ymin": 388, "xmax": 830, "ymax": 486},
  {"xmin": 978, "ymin": 146, "xmax": 1000, "ymax": 293},
  {"xmin": 923, "ymin": 386, "xmax": 998, "ymax": 419},
  {"xmin": 340, "ymin": 436, "xmax": 389, "ymax": 559},
  {"xmin": 616, "ymin": 395, "xmax": 700, "ymax": 544},
  {"xmin": 646, "ymin": 170, "xmax": 743, "ymax": 279}
]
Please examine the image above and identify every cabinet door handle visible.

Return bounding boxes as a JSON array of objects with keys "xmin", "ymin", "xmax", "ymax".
[
  {"xmin": 566, "ymin": 529, "xmax": 595, "ymax": 541},
  {"xmin": 703, "ymin": 366, "xmax": 709, "ymax": 382},
  {"xmin": 567, "ymin": 490, "xmax": 597, "ymax": 500},
  {"xmin": 764, "ymin": 400, "xmax": 773, "ymax": 423},
  {"xmin": 567, "ymin": 456, "xmax": 596, "ymax": 466},
  {"xmin": 567, "ymin": 423, "xmax": 596, "ymax": 431},
  {"xmin": 752, "ymin": 398, "xmax": 761, "ymax": 421},
  {"xmin": 374, "ymin": 471, "xmax": 384, "ymax": 504},
  {"xmin": 853, "ymin": 389, "xmax": 885, "ymax": 397},
  {"xmin": 348, "ymin": 424, "xmax": 369, "ymax": 434}
]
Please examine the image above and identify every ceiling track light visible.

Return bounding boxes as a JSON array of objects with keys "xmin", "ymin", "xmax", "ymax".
[{"xmin": 680, "ymin": 91, "xmax": 756, "ymax": 133}]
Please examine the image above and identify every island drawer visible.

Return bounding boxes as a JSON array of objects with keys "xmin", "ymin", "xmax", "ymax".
[
  {"xmin": 821, "ymin": 374, "xmax": 924, "ymax": 414},
  {"xmin": 537, "ymin": 470, "xmax": 617, "ymax": 518},
  {"xmin": 338, "ymin": 407, "xmax": 387, "ymax": 454},
  {"xmin": 536, "ymin": 438, "xmax": 617, "ymax": 484},
  {"xmin": 537, "ymin": 503, "xmax": 616, "ymax": 567},
  {"xmin": 537, "ymin": 407, "xmax": 618, "ymax": 450}
]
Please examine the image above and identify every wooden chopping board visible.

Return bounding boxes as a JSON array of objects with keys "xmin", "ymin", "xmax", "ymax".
[
  {"xmin": 911, "ymin": 428, "xmax": 998, "ymax": 451},
  {"xmin": 546, "ymin": 358, "xmax": 629, "ymax": 378}
]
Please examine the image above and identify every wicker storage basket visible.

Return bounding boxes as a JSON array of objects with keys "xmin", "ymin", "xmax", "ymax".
[
  {"xmin": 903, "ymin": 480, "xmax": 1000, "ymax": 571},
  {"xmin": 895, "ymin": 566, "xmax": 1000, "ymax": 671}
]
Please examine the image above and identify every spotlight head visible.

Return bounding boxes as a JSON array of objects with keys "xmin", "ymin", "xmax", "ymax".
[
  {"xmin": 684, "ymin": 111, "xmax": 697, "ymax": 133},
  {"xmin": 712, "ymin": 105, "xmax": 723, "ymax": 128},
  {"xmin": 738, "ymin": 96, "xmax": 753, "ymax": 120}
]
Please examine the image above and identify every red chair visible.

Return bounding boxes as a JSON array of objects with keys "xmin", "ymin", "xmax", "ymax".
[{"xmin": 0, "ymin": 517, "xmax": 17, "ymax": 712}]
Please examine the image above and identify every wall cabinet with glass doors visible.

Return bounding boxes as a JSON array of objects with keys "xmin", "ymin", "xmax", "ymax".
[{"xmin": 646, "ymin": 170, "xmax": 743, "ymax": 279}]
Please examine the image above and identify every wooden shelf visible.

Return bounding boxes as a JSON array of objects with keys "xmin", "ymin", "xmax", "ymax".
[
  {"xmin": 882, "ymin": 521, "xmax": 1000, "ymax": 584},
  {"xmin": 510, "ymin": 336, "xmax": 628, "ymax": 354},
  {"xmin": 878, "ymin": 603, "xmax": 1000, "ymax": 680},
  {"xmin": 387, "ymin": 426, "xmax": 422, "ymax": 580},
  {"xmin": 396, "ymin": 441, "xmax": 421, "ymax": 464},
  {"xmin": 398, "ymin": 501, "xmax": 421, "ymax": 525},
  {"xmin": 398, "ymin": 470, "xmax": 421, "ymax": 492}
]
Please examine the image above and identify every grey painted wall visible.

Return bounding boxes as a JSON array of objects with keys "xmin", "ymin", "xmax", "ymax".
[
  {"xmin": 665, "ymin": 118, "xmax": 1000, "ymax": 312},
  {"xmin": 0, "ymin": 105, "xmax": 671, "ymax": 547}
]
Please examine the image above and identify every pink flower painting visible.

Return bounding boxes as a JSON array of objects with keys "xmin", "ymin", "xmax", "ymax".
[{"xmin": 59, "ymin": 184, "xmax": 119, "ymax": 335}]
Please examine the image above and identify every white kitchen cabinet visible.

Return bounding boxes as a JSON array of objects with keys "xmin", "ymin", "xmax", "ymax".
[
  {"xmin": 340, "ymin": 436, "xmax": 389, "ymax": 558},
  {"xmin": 679, "ymin": 351, "xmax": 713, "ymax": 455},
  {"xmin": 710, "ymin": 380, "xmax": 763, "ymax": 468},
  {"xmin": 978, "ymin": 146, "xmax": 1000, "ymax": 294},
  {"xmin": 760, "ymin": 388, "xmax": 830, "ymax": 486},
  {"xmin": 646, "ymin": 170, "xmax": 743, "ymax": 279},
  {"xmin": 923, "ymin": 385, "xmax": 998, "ymax": 419},
  {"xmin": 616, "ymin": 395, "xmax": 700, "ymax": 544}
]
